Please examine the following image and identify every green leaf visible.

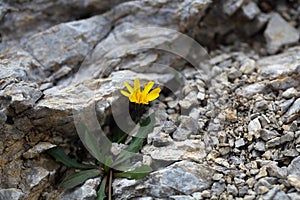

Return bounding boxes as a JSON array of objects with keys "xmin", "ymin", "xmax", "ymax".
[
  {"xmin": 113, "ymin": 114, "xmax": 155, "ymax": 168},
  {"xmin": 104, "ymin": 156, "xmax": 113, "ymax": 173},
  {"xmin": 97, "ymin": 176, "xmax": 107, "ymax": 200},
  {"xmin": 114, "ymin": 165, "xmax": 152, "ymax": 179},
  {"xmin": 112, "ymin": 151, "xmax": 135, "ymax": 169},
  {"xmin": 125, "ymin": 115, "xmax": 154, "ymax": 152},
  {"xmin": 61, "ymin": 169, "xmax": 102, "ymax": 189},
  {"xmin": 77, "ymin": 123, "xmax": 103, "ymax": 162},
  {"xmin": 47, "ymin": 147, "xmax": 94, "ymax": 169},
  {"xmin": 114, "ymin": 164, "xmax": 134, "ymax": 172}
]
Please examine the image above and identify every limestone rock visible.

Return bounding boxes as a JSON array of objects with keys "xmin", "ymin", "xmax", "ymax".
[
  {"xmin": 264, "ymin": 13, "xmax": 299, "ymax": 54},
  {"xmin": 23, "ymin": 167, "xmax": 50, "ymax": 189},
  {"xmin": 0, "ymin": 0, "xmax": 130, "ymax": 41},
  {"xmin": 113, "ymin": 161, "xmax": 214, "ymax": 199},
  {"xmin": 223, "ymin": 0, "xmax": 244, "ymax": 16},
  {"xmin": 1, "ymin": 82, "xmax": 43, "ymax": 114},
  {"xmin": 241, "ymin": 2, "xmax": 260, "ymax": 20},
  {"xmin": 142, "ymin": 140, "xmax": 207, "ymax": 162},
  {"xmin": 288, "ymin": 156, "xmax": 300, "ymax": 177},
  {"xmin": 262, "ymin": 186, "xmax": 290, "ymax": 200},
  {"xmin": 0, "ymin": 47, "xmax": 46, "ymax": 83},
  {"xmin": 258, "ymin": 47, "xmax": 300, "ymax": 79},
  {"xmin": 287, "ymin": 174, "xmax": 300, "ymax": 190},
  {"xmin": 283, "ymin": 98, "xmax": 300, "ymax": 123},
  {"xmin": 59, "ymin": 178, "xmax": 101, "ymax": 200},
  {"xmin": 23, "ymin": 142, "xmax": 56, "ymax": 159},
  {"xmin": 282, "ymin": 87, "xmax": 298, "ymax": 99},
  {"xmin": 239, "ymin": 58, "xmax": 256, "ymax": 74},
  {"xmin": 169, "ymin": 195, "xmax": 195, "ymax": 200},
  {"xmin": 248, "ymin": 118, "xmax": 262, "ymax": 135},
  {"xmin": 23, "ymin": 15, "xmax": 114, "ymax": 74},
  {"xmin": 0, "ymin": 188, "xmax": 24, "ymax": 200},
  {"xmin": 236, "ymin": 82, "xmax": 266, "ymax": 98}
]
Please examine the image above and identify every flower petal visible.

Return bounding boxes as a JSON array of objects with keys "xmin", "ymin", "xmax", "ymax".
[
  {"xmin": 142, "ymin": 81, "xmax": 154, "ymax": 95},
  {"xmin": 134, "ymin": 78, "xmax": 141, "ymax": 93},
  {"xmin": 129, "ymin": 89, "xmax": 138, "ymax": 103},
  {"xmin": 124, "ymin": 81, "xmax": 133, "ymax": 93},
  {"xmin": 120, "ymin": 90, "xmax": 131, "ymax": 97},
  {"xmin": 141, "ymin": 93, "xmax": 148, "ymax": 104},
  {"xmin": 129, "ymin": 94, "xmax": 136, "ymax": 103},
  {"xmin": 147, "ymin": 88, "xmax": 161, "ymax": 101}
]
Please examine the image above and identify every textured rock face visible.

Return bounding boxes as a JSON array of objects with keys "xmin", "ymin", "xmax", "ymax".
[
  {"xmin": 258, "ymin": 47, "xmax": 300, "ymax": 79},
  {"xmin": 0, "ymin": 0, "xmax": 300, "ymax": 199},
  {"xmin": 0, "ymin": 188, "xmax": 24, "ymax": 200},
  {"xmin": 1, "ymin": 0, "xmax": 212, "ymax": 199},
  {"xmin": 113, "ymin": 161, "xmax": 214, "ymax": 199},
  {"xmin": 264, "ymin": 13, "xmax": 299, "ymax": 54},
  {"xmin": 59, "ymin": 178, "xmax": 101, "ymax": 200},
  {"xmin": 0, "ymin": 0, "xmax": 131, "ymax": 41}
]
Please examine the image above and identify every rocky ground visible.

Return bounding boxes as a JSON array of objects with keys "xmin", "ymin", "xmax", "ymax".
[{"xmin": 0, "ymin": 0, "xmax": 300, "ymax": 199}]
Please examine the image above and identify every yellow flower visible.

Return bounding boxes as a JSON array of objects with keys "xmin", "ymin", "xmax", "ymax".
[{"xmin": 120, "ymin": 78, "xmax": 161, "ymax": 104}]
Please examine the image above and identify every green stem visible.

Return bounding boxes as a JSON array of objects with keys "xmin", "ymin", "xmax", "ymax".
[
  {"xmin": 108, "ymin": 170, "xmax": 113, "ymax": 200},
  {"xmin": 116, "ymin": 133, "xmax": 128, "ymax": 144}
]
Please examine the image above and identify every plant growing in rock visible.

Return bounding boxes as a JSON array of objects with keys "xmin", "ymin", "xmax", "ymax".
[
  {"xmin": 121, "ymin": 78, "xmax": 161, "ymax": 122},
  {"xmin": 48, "ymin": 78, "xmax": 160, "ymax": 200}
]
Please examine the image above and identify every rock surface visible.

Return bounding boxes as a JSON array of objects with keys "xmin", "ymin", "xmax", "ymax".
[
  {"xmin": 0, "ymin": 0, "xmax": 300, "ymax": 199},
  {"xmin": 264, "ymin": 13, "xmax": 299, "ymax": 54},
  {"xmin": 0, "ymin": 0, "xmax": 130, "ymax": 42},
  {"xmin": 113, "ymin": 161, "xmax": 214, "ymax": 199},
  {"xmin": 59, "ymin": 178, "xmax": 101, "ymax": 200},
  {"xmin": 0, "ymin": 188, "xmax": 24, "ymax": 200}
]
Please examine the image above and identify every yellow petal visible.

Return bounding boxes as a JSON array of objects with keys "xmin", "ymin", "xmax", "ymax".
[
  {"xmin": 137, "ymin": 90, "xmax": 144, "ymax": 103},
  {"xmin": 124, "ymin": 81, "xmax": 133, "ymax": 93},
  {"xmin": 120, "ymin": 90, "xmax": 131, "ymax": 97},
  {"xmin": 134, "ymin": 78, "xmax": 141, "ymax": 92},
  {"xmin": 142, "ymin": 81, "xmax": 154, "ymax": 95},
  {"xmin": 142, "ymin": 96, "xmax": 149, "ymax": 104},
  {"xmin": 129, "ymin": 89, "xmax": 138, "ymax": 103},
  {"xmin": 147, "ymin": 88, "xmax": 161, "ymax": 101},
  {"xmin": 141, "ymin": 93, "xmax": 148, "ymax": 104},
  {"xmin": 129, "ymin": 93, "xmax": 136, "ymax": 103}
]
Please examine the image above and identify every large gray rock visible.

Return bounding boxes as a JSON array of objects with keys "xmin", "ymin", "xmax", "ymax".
[
  {"xmin": 0, "ymin": 0, "xmax": 131, "ymax": 41},
  {"xmin": 258, "ymin": 47, "xmax": 300, "ymax": 79},
  {"xmin": 23, "ymin": 14, "xmax": 114, "ymax": 75},
  {"xmin": 0, "ymin": 0, "xmax": 212, "ymax": 198},
  {"xmin": 264, "ymin": 13, "xmax": 299, "ymax": 54},
  {"xmin": 0, "ymin": 48, "xmax": 46, "ymax": 82},
  {"xmin": 262, "ymin": 186, "xmax": 290, "ymax": 200},
  {"xmin": 59, "ymin": 178, "xmax": 101, "ymax": 200},
  {"xmin": 142, "ymin": 139, "xmax": 207, "ymax": 162},
  {"xmin": 288, "ymin": 156, "xmax": 300, "ymax": 177},
  {"xmin": 283, "ymin": 98, "xmax": 300, "ymax": 123},
  {"xmin": 113, "ymin": 161, "xmax": 214, "ymax": 199},
  {"xmin": 1, "ymin": 0, "xmax": 212, "ymax": 137},
  {"xmin": 1, "ymin": 82, "xmax": 43, "ymax": 114},
  {"xmin": 223, "ymin": 0, "xmax": 244, "ymax": 16},
  {"xmin": 0, "ymin": 188, "xmax": 24, "ymax": 200},
  {"xmin": 235, "ymin": 82, "xmax": 266, "ymax": 98},
  {"xmin": 241, "ymin": 2, "xmax": 261, "ymax": 20}
]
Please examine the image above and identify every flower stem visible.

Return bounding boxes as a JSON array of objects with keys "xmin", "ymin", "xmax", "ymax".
[{"xmin": 108, "ymin": 169, "xmax": 113, "ymax": 200}]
